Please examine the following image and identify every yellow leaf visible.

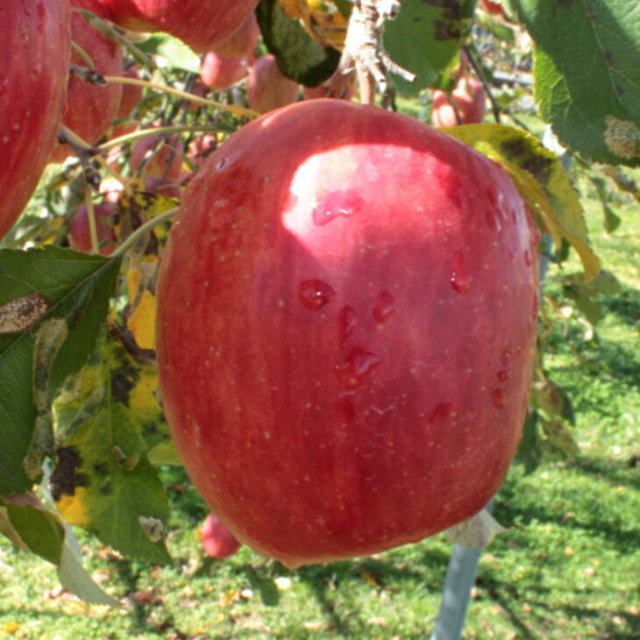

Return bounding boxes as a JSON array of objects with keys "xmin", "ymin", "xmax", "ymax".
[
  {"xmin": 56, "ymin": 487, "xmax": 90, "ymax": 528},
  {"xmin": 127, "ymin": 289, "xmax": 157, "ymax": 351},
  {"xmin": 442, "ymin": 123, "xmax": 601, "ymax": 281}
]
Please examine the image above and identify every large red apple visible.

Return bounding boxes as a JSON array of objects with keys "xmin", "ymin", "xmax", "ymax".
[
  {"xmin": 247, "ymin": 54, "xmax": 299, "ymax": 114},
  {"xmin": 200, "ymin": 514, "xmax": 242, "ymax": 559},
  {"xmin": 432, "ymin": 76, "xmax": 486, "ymax": 128},
  {"xmin": 94, "ymin": 0, "xmax": 260, "ymax": 54},
  {"xmin": 50, "ymin": 0, "xmax": 123, "ymax": 164},
  {"xmin": 156, "ymin": 99, "xmax": 540, "ymax": 568},
  {"xmin": 0, "ymin": 0, "xmax": 71, "ymax": 240}
]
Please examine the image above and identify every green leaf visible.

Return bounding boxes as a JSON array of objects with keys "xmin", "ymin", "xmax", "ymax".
[
  {"xmin": 0, "ymin": 495, "xmax": 118, "ymax": 605},
  {"xmin": 137, "ymin": 34, "xmax": 201, "ymax": 73},
  {"xmin": 53, "ymin": 336, "xmax": 171, "ymax": 564},
  {"xmin": 256, "ymin": 0, "xmax": 341, "ymax": 86},
  {"xmin": 384, "ymin": 0, "xmax": 476, "ymax": 95},
  {"xmin": 511, "ymin": 0, "xmax": 640, "ymax": 166},
  {"xmin": 516, "ymin": 411, "xmax": 543, "ymax": 474},
  {"xmin": 246, "ymin": 568, "xmax": 281, "ymax": 606},
  {"xmin": 0, "ymin": 247, "xmax": 121, "ymax": 496},
  {"xmin": 443, "ymin": 123, "xmax": 601, "ymax": 280}
]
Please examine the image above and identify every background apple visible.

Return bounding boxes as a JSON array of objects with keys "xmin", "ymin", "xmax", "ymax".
[
  {"xmin": 94, "ymin": 0, "xmax": 261, "ymax": 54},
  {"xmin": 130, "ymin": 131, "xmax": 185, "ymax": 180},
  {"xmin": 247, "ymin": 54, "xmax": 299, "ymax": 114},
  {"xmin": 49, "ymin": 0, "xmax": 123, "ymax": 164},
  {"xmin": 156, "ymin": 99, "xmax": 540, "ymax": 569},
  {"xmin": 480, "ymin": 0, "xmax": 506, "ymax": 18},
  {"xmin": 69, "ymin": 202, "xmax": 117, "ymax": 255},
  {"xmin": 0, "ymin": 0, "xmax": 71, "ymax": 239},
  {"xmin": 432, "ymin": 76, "xmax": 487, "ymax": 128},
  {"xmin": 200, "ymin": 51, "xmax": 249, "ymax": 91},
  {"xmin": 200, "ymin": 514, "xmax": 242, "ymax": 559},
  {"xmin": 210, "ymin": 11, "xmax": 260, "ymax": 59}
]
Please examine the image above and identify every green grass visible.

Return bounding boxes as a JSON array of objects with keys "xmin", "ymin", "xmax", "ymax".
[{"xmin": 1, "ymin": 182, "xmax": 639, "ymax": 639}]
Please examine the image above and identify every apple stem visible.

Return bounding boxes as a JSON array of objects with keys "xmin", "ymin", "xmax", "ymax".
[
  {"xmin": 462, "ymin": 45, "xmax": 502, "ymax": 124},
  {"xmin": 104, "ymin": 75, "xmax": 259, "ymax": 120},
  {"xmin": 328, "ymin": 0, "xmax": 415, "ymax": 105},
  {"xmin": 57, "ymin": 125, "xmax": 101, "ymax": 190},
  {"xmin": 83, "ymin": 187, "xmax": 101, "ymax": 255},
  {"xmin": 110, "ymin": 207, "xmax": 178, "ymax": 260},
  {"xmin": 73, "ymin": 8, "xmax": 156, "ymax": 70}
]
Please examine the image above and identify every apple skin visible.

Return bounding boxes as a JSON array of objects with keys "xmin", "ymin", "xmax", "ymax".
[
  {"xmin": 432, "ymin": 76, "xmax": 486, "ymax": 128},
  {"xmin": 210, "ymin": 11, "xmax": 259, "ymax": 59},
  {"xmin": 116, "ymin": 66, "xmax": 144, "ymax": 119},
  {"xmin": 247, "ymin": 54, "xmax": 299, "ymax": 114},
  {"xmin": 200, "ymin": 514, "xmax": 242, "ymax": 559},
  {"xmin": 50, "ymin": 0, "xmax": 123, "ymax": 164},
  {"xmin": 156, "ymin": 99, "xmax": 540, "ymax": 568},
  {"xmin": 69, "ymin": 202, "xmax": 117, "ymax": 255},
  {"xmin": 200, "ymin": 51, "xmax": 249, "ymax": 91},
  {"xmin": 95, "ymin": 0, "xmax": 260, "ymax": 54},
  {"xmin": 0, "ymin": 0, "xmax": 71, "ymax": 240},
  {"xmin": 130, "ymin": 131, "xmax": 184, "ymax": 180}
]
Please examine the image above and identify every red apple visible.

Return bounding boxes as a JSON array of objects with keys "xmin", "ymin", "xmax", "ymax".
[
  {"xmin": 116, "ymin": 65, "xmax": 144, "ymax": 120},
  {"xmin": 130, "ymin": 130, "xmax": 184, "ymax": 180},
  {"xmin": 480, "ymin": 0, "xmax": 506, "ymax": 17},
  {"xmin": 69, "ymin": 202, "xmax": 117, "ymax": 255},
  {"xmin": 432, "ymin": 76, "xmax": 486, "ymax": 128},
  {"xmin": 210, "ymin": 11, "xmax": 259, "ymax": 59},
  {"xmin": 247, "ymin": 54, "xmax": 299, "ymax": 114},
  {"xmin": 94, "ymin": 0, "xmax": 260, "ymax": 54},
  {"xmin": 156, "ymin": 99, "xmax": 540, "ymax": 568},
  {"xmin": 200, "ymin": 514, "xmax": 242, "ymax": 559},
  {"xmin": 0, "ymin": 0, "xmax": 71, "ymax": 240},
  {"xmin": 200, "ymin": 51, "xmax": 249, "ymax": 91},
  {"xmin": 50, "ymin": 0, "xmax": 123, "ymax": 164}
]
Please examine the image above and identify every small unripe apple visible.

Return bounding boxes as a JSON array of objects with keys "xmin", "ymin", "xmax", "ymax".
[
  {"xmin": 432, "ymin": 76, "xmax": 486, "ymax": 128},
  {"xmin": 69, "ymin": 202, "xmax": 117, "ymax": 255},
  {"xmin": 247, "ymin": 54, "xmax": 299, "ymax": 114},
  {"xmin": 200, "ymin": 51, "xmax": 249, "ymax": 90},
  {"xmin": 200, "ymin": 514, "xmax": 241, "ymax": 559}
]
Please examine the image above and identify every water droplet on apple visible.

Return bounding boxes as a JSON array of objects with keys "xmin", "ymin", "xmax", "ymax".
[
  {"xmin": 497, "ymin": 347, "xmax": 511, "ymax": 382},
  {"xmin": 428, "ymin": 402, "xmax": 453, "ymax": 424},
  {"xmin": 338, "ymin": 305, "xmax": 357, "ymax": 343},
  {"xmin": 298, "ymin": 279, "xmax": 336, "ymax": 310},
  {"xmin": 312, "ymin": 189, "xmax": 363, "ymax": 226},
  {"xmin": 372, "ymin": 290, "xmax": 395, "ymax": 323},
  {"xmin": 486, "ymin": 185, "xmax": 498, "ymax": 206},
  {"xmin": 334, "ymin": 347, "xmax": 381, "ymax": 389},
  {"xmin": 524, "ymin": 249, "xmax": 532, "ymax": 266},
  {"xmin": 450, "ymin": 250, "xmax": 471, "ymax": 293},
  {"xmin": 490, "ymin": 388, "xmax": 506, "ymax": 409}
]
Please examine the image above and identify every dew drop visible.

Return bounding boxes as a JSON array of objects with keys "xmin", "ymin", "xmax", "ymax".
[
  {"xmin": 486, "ymin": 185, "xmax": 498, "ymax": 206},
  {"xmin": 524, "ymin": 249, "xmax": 532, "ymax": 266},
  {"xmin": 334, "ymin": 347, "xmax": 381, "ymax": 389},
  {"xmin": 450, "ymin": 250, "xmax": 471, "ymax": 293},
  {"xmin": 497, "ymin": 347, "xmax": 511, "ymax": 382},
  {"xmin": 491, "ymin": 388, "xmax": 506, "ymax": 409},
  {"xmin": 338, "ymin": 305, "xmax": 357, "ymax": 343},
  {"xmin": 372, "ymin": 290, "xmax": 395, "ymax": 323},
  {"xmin": 312, "ymin": 189, "xmax": 363, "ymax": 226},
  {"xmin": 298, "ymin": 279, "xmax": 336, "ymax": 310},
  {"xmin": 428, "ymin": 402, "xmax": 453, "ymax": 424}
]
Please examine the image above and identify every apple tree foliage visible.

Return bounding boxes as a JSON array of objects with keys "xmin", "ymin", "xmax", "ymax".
[{"xmin": 0, "ymin": 0, "xmax": 638, "ymax": 603}]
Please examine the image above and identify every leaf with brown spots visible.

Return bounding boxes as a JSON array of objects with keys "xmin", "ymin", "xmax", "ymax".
[{"xmin": 511, "ymin": 0, "xmax": 640, "ymax": 166}]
